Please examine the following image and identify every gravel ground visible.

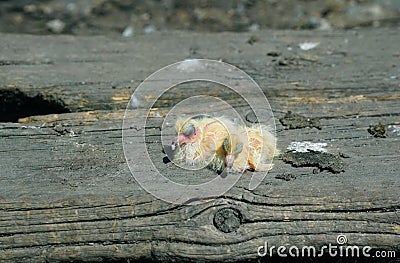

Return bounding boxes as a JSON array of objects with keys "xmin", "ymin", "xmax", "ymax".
[{"xmin": 0, "ymin": 0, "xmax": 399, "ymax": 36}]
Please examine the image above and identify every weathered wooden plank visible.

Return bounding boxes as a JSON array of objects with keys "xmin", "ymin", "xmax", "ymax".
[
  {"xmin": 0, "ymin": 29, "xmax": 399, "ymax": 262},
  {"xmin": 1, "ymin": 30, "xmax": 399, "ymax": 116}
]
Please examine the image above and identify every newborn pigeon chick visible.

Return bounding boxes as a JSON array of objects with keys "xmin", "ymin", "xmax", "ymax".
[{"xmin": 171, "ymin": 116, "xmax": 279, "ymax": 173}]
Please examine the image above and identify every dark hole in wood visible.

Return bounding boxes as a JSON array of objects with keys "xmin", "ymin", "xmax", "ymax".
[
  {"xmin": 0, "ymin": 88, "xmax": 70, "ymax": 122},
  {"xmin": 213, "ymin": 207, "xmax": 242, "ymax": 233},
  {"xmin": 162, "ymin": 156, "xmax": 171, "ymax": 164}
]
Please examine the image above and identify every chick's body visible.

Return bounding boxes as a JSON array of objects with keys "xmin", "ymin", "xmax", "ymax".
[{"xmin": 172, "ymin": 116, "xmax": 278, "ymax": 173}]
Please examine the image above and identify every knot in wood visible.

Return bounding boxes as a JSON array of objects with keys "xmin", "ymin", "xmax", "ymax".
[{"xmin": 213, "ymin": 208, "xmax": 242, "ymax": 233}]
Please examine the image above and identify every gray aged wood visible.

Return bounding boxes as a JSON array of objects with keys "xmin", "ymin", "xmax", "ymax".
[{"xmin": 0, "ymin": 29, "xmax": 399, "ymax": 262}]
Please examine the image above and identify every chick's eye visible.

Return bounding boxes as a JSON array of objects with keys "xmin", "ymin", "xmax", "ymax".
[{"xmin": 183, "ymin": 123, "xmax": 195, "ymax": 136}]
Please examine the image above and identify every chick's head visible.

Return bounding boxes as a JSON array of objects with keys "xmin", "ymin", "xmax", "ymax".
[{"xmin": 171, "ymin": 117, "xmax": 199, "ymax": 150}]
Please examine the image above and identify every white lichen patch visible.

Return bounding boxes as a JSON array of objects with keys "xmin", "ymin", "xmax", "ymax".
[
  {"xmin": 287, "ymin": 141, "xmax": 328, "ymax": 153},
  {"xmin": 299, "ymin": 42, "xmax": 320, "ymax": 51},
  {"xmin": 388, "ymin": 125, "xmax": 400, "ymax": 135}
]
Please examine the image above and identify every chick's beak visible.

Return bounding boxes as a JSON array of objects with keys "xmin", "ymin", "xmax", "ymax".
[{"xmin": 171, "ymin": 124, "xmax": 196, "ymax": 151}]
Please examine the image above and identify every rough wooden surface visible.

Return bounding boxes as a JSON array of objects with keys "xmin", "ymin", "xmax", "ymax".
[{"xmin": 0, "ymin": 29, "xmax": 399, "ymax": 262}]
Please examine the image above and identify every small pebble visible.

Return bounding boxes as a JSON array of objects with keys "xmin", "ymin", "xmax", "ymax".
[
  {"xmin": 122, "ymin": 26, "xmax": 134, "ymax": 37},
  {"xmin": 46, "ymin": 19, "xmax": 65, "ymax": 34},
  {"xmin": 143, "ymin": 25, "xmax": 156, "ymax": 34},
  {"xmin": 247, "ymin": 35, "xmax": 259, "ymax": 45}
]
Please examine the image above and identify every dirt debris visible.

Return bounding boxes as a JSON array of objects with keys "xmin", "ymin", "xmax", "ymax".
[
  {"xmin": 282, "ymin": 151, "xmax": 347, "ymax": 174},
  {"xmin": 279, "ymin": 111, "xmax": 322, "ymax": 130},
  {"xmin": 275, "ymin": 173, "xmax": 296, "ymax": 181},
  {"xmin": 368, "ymin": 122, "xmax": 386, "ymax": 138}
]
